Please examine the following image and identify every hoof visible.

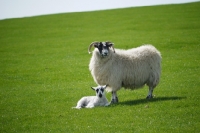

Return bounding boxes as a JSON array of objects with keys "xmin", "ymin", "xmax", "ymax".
[
  {"xmin": 110, "ymin": 97, "xmax": 119, "ymax": 104},
  {"xmin": 146, "ymin": 95, "xmax": 153, "ymax": 99}
]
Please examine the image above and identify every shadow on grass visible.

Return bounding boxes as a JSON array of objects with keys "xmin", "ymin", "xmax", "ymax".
[{"xmin": 118, "ymin": 96, "xmax": 186, "ymax": 106}]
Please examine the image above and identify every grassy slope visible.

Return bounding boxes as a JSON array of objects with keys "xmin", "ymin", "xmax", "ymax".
[{"xmin": 0, "ymin": 2, "xmax": 200, "ymax": 133}]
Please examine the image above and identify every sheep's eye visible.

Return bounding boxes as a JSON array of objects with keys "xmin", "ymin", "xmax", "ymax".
[
  {"xmin": 100, "ymin": 88, "xmax": 104, "ymax": 92},
  {"xmin": 96, "ymin": 89, "xmax": 99, "ymax": 93}
]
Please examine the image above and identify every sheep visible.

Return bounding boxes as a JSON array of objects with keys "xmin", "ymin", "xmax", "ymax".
[
  {"xmin": 72, "ymin": 85, "xmax": 110, "ymax": 109},
  {"xmin": 88, "ymin": 41, "xmax": 161, "ymax": 103}
]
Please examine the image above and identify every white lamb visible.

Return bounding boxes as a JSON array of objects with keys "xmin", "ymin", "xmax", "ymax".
[
  {"xmin": 88, "ymin": 41, "xmax": 161, "ymax": 103},
  {"xmin": 73, "ymin": 85, "xmax": 109, "ymax": 109}
]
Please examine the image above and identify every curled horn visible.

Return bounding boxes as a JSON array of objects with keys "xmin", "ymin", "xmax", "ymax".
[
  {"xmin": 88, "ymin": 41, "xmax": 99, "ymax": 54},
  {"xmin": 106, "ymin": 41, "xmax": 115, "ymax": 53}
]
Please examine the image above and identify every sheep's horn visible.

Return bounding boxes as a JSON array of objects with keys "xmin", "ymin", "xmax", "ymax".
[
  {"xmin": 106, "ymin": 41, "xmax": 115, "ymax": 53},
  {"xmin": 88, "ymin": 42, "xmax": 98, "ymax": 54}
]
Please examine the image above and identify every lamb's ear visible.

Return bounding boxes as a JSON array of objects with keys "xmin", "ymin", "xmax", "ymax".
[
  {"xmin": 91, "ymin": 87, "xmax": 95, "ymax": 90},
  {"xmin": 103, "ymin": 85, "xmax": 108, "ymax": 89}
]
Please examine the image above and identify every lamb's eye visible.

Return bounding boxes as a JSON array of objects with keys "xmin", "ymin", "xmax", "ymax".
[
  {"xmin": 101, "ymin": 89, "xmax": 104, "ymax": 92},
  {"xmin": 96, "ymin": 89, "xmax": 99, "ymax": 93}
]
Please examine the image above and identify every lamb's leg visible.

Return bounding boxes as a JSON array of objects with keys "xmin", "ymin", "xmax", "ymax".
[
  {"xmin": 111, "ymin": 91, "xmax": 118, "ymax": 103},
  {"xmin": 72, "ymin": 106, "xmax": 81, "ymax": 109},
  {"xmin": 146, "ymin": 86, "xmax": 154, "ymax": 99},
  {"xmin": 105, "ymin": 103, "xmax": 110, "ymax": 106},
  {"xmin": 85, "ymin": 105, "xmax": 94, "ymax": 108}
]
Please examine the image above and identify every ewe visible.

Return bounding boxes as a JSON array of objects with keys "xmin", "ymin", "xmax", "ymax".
[{"xmin": 88, "ymin": 41, "xmax": 161, "ymax": 103}]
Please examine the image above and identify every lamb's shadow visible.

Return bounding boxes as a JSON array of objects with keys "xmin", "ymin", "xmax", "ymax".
[{"xmin": 118, "ymin": 96, "xmax": 186, "ymax": 106}]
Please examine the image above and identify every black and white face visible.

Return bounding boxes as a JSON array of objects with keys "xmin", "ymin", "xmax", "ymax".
[
  {"xmin": 91, "ymin": 85, "xmax": 107, "ymax": 98},
  {"xmin": 94, "ymin": 42, "xmax": 113, "ymax": 57}
]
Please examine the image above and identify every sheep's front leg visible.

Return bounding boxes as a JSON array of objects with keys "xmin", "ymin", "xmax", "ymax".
[
  {"xmin": 111, "ymin": 91, "xmax": 118, "ymax": 103},
  {"xmin": 146, "ymin": 86, "xmax": 154, "ymax": 99}
]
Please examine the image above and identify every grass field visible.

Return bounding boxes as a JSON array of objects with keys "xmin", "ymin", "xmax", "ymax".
[{"xmin": 0, "ymin": 2, "xmax": 200, "ymax": 133}]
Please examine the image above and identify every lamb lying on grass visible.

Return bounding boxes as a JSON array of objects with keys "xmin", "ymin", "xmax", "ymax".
[{"xmin": 72, "ymin": 85, "xmax": 110, "ymax": 109}]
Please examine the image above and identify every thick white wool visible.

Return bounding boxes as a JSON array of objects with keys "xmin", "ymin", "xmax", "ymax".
[{"xmin": 89, "ymin": 45, "xmax": 161, "ymax": 92}]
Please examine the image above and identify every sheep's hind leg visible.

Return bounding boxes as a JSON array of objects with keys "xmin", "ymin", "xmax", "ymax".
[
  {"xmin": 111, "ymin": 91, "xmax": 118, "ymax": 103},
  {"xmin": 146, "ymin": 86, "xmax": 154, "ymax": 99}
]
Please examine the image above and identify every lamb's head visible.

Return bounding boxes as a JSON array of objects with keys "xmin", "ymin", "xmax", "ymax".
[
  {"xmin": 91, "ymin": 85, "xmax": 108, "ymax": 98},
  {"xmin": 88, "ymin": 41, "xmax": 115, "ymax": 57}
]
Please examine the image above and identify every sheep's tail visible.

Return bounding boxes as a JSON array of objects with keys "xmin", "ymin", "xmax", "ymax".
[{"xmin": 88, "ymin": 42, "xmax": 99, "ymax": 54}]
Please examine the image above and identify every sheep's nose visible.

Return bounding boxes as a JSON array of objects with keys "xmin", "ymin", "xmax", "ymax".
[
  {"xmin": 102, "ymin": 49, "xmax": 108, "ymax": 56},
  {"xmin": 101, "ymin": 53, "xmax": 107, "ymax": 57}
]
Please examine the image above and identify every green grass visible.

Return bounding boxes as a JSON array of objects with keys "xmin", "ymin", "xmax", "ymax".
[{"xmin": 1, "ymin": 2, "xmax": 200, "ymax": 133}]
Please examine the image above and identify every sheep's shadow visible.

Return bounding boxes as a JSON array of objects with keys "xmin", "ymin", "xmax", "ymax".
[{"xmin": 118, "ymin": 96, "xmax": 186, "ymax": 106}]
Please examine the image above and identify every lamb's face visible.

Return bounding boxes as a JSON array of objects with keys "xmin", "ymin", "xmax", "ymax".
[
  {"xmin": 94, "ymin": 42, "xmax": 112, "ymax": 57},
  {"xmin": 95, "ymin": 87, "xmax": 104, "ymax": 98},
  {"xmin": 91, "ymin": 85, "xmax": 107, "ymax": 98}
]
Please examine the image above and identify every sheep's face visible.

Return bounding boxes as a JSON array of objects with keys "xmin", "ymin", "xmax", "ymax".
[
  {"xmin": 91, "ymin": 85, "xmax": 107, "ymax": 98},
  {"xmin": 94, "ymin": 42, "xmax": 113, "ymax": 57}
]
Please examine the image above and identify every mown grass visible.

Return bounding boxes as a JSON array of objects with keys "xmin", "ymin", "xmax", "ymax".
[{"xmin": 0, "ymin": 2, "xmax": 200, "ymax": 133}]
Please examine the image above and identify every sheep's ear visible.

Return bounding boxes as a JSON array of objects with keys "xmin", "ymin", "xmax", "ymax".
[
  {"xmin": 106, "ymin": 41, "xmax": 115, "ymax": 53},
  {"xmin": 108, "ymin": 44, "xmax": 113, "ymax": 47},
  {"xmin": 88, "ymin": 41, "xmax": 99, "ymax": 54},
  {"xmin": 94, "ymin": 43, "xmax": 99, "ymax": 48},
  {"xmin": 106, "ymin": 41, "xmax": 113, "ymax": 47},
  {"xmin": 91, "ymin": 87, "xmax": 95, "ymax": 90}
]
